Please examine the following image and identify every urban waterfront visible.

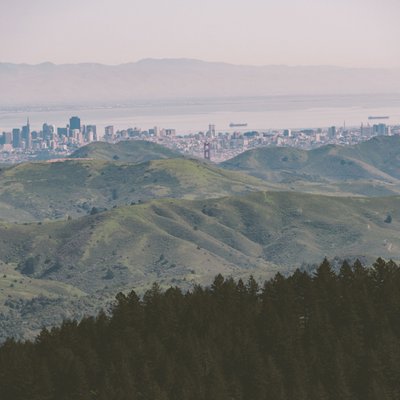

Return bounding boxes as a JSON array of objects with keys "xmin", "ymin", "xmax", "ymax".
[
  {"xmin": 1, "ymin": 94, "xmax": 400, "ymax": 133},
  {"xmin": 1, "ymin": 94, "xmax": 400, "ymax": 162},
  {"xmin": 0, "ymin": 116, "xmax": 399, "ymax": 164}
]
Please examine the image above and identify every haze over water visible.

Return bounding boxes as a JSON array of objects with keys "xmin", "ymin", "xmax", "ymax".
[{"xmin": 1, "ymin": 94, "xmax": 399, "ymax": 135}]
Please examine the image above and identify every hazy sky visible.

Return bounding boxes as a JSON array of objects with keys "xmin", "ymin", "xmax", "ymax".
[{"xmin": 0, "ymin": 0, "xmax": 399, "ymax": 67}]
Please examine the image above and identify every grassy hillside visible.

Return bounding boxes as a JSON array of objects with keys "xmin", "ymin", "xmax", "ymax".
[
  {"xmin": 1, "ymin": 190, "xmax": 400, "ymax": 338},
  {"xmin": 1, "ymin": 191, "xmax": 399, "ymax": 291},
  {"xmin": 339, "ymin": 135, "xmax": 400, "ymax": 179},
  {"xmin": 70, "ymin": 140, "xmax": 182, "ymax": 162},
  {"xmin": 2, "ymin": 136, "xmax": 400, "ymax": 223},
  {"xmin": 221, "ymin": 136, "xmax": 400, "ymax": 195},
  {"xmin": 0, "ymin": 158, "xmax": 281, "ymax": 222},
  {"xmin": 0, "ymin": 259, "xmax": 94, "ymax": 340}
]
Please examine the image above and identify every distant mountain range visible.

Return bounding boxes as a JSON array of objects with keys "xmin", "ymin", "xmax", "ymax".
[{"xmin": 1, "ymin": 59, "xmax": 400, "ymax": 105}]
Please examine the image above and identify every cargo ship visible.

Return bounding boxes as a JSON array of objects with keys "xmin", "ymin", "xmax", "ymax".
[
  {"xmin": 368, "ymin": 116, "xmax": 389, "ymax": 120},
  {"xmin": 229, "ymin": 123, "xmax": 248, "ymax": 127}
]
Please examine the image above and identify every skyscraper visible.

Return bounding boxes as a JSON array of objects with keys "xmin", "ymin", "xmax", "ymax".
[
  {"xmin": 86, "ymin": 125, "xmax": 97, "ymax": 141},
  {"xmin": 43, "ymin": 123, "xmax": 55, "ymax": 140},
  {"xmin": 204, "ymin": 142, "xmax": 211, "ymax": 160},
  {"xmin": 207, "ymin": 124, "xmax": 216, "ymax": 138},
  {"xmin": 12, "ymin": 128, "xmax": 21, "ymax": 148},
  {"xmin": 373, "ymin": 124, "xmax": 387, "ymax": 136},
  {"xmin": 2, "ymin": 132, "xmax": 12, "ymax": 145},
  {"xmin": 104, "ymin": 126, "xmax": 114, "ymax": 140},
  {"xmin": 328, "ymin": 126, "xmax": 336, "ymax": 139},
  {"xmin": 22, "ymin": 118, "xmax": 31, "ymax": 149},
  {"xmin": 69, "ymin": 116, "xmax": 81, "ymax": 131}
]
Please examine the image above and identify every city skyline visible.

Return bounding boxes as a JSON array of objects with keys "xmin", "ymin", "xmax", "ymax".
[
  {"xmin": 1, "ymin": 0, "xmax": 399, "ymax": 68},
  {"xmin": 1, "ymin": 110, "xmax": 397, "ymax": 164}
]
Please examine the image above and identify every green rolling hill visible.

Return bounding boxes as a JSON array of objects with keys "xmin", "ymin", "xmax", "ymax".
[
  {"xmin": 69, "ymin": 140, "xmax": 183, "ymax": 162},
  {"xmin": 338, "ymin": 135, "xmax": 400, "ymax": 179},
  {"xmin": 3, "ymin": 191, "xmax": 399, "ymax": 285},
  {"xmin": 221, "ymin": 136, "xmax": 400, "ymax": 195},
  {"xmin": 1, "ymin": 190, "xmax": 400, "ymax": 338},
  {"xmin": 1, "ymin": 135, "xmax": 400, "ymax": 224},
  {"xmin": 0, "ymin": 259, "xmax": 103, "ymax": 341},
  {"xmin": 2, "ymin": 135, "xmax": 400, "ymax": 339},
  {"xmin": 0, "ymin": 158, "xmax": 282, "ymax": 222},
  {"xmin": 2, "ymin": 136, "xmax": 400, "ymax": 223}
]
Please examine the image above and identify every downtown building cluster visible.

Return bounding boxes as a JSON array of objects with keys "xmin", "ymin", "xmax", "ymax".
[
  {"xmin": 1, "ymin": 116, "xmax": 399, "ymax": 163},
  {"xmin": 107, "ymin": 122, "xmax": 400, "ymax": 162},
  {"xmin": 0, "ymin": 116, "xmax": 98, "ymax": 154}
]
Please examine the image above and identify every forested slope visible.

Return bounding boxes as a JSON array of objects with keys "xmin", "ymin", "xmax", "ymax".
[{"xmin": 1, "ymin": 258, "xmax": 399, "ymax": 400}]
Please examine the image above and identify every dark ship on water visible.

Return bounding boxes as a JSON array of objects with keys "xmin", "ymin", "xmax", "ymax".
[
  {"xmin": 229, "ymin": 122, "xmax": 248, "ymax": 127},
  {"xmin": 368, "ymin": 116, "xmax": 389, "ymax": 120}
]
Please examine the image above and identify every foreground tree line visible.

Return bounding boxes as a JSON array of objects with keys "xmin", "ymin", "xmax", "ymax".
[{"xmin": 1, "ymin": 258, "xmax": 400, "ymax": 400}]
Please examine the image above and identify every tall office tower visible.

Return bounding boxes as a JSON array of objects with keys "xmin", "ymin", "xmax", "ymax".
[
  {"xmin": 204, "ymin": 142, "xmax": 211, "ymax": 160},
  {"xmin": 12, "ymin": 128, "xmax": 21, "ymax": 148},
  {"xmin": 22, "ymin": 118, "xmax": 31, "ymax": 149},
  {"xmin": 328, "ymin": 126, "xmax": 337, "ymax": 139},
  {"xmin": 86, "ymin": 125, "xmax": 97, "ymax": 141},
  {"xmin": 373, "ymin": 124, "xmax": 387, "ymax": 136},
  {"xmin": 42, "ymin": 123, "xmax": 55, "ymax": 140},
  {"xmin": 57, "ymin": 127, "xmax": 68, "ymax": 137},
  {"xmin": 69, "ymin": 116, "xmax": 81, "ymax": 131},
  {"xmin": 3, "ymin": 132, "xmax": 12, "ymax": 144},
  {"xmin": 104, "ymin": 126, "xmax": 114, "ymax": 140},
  {"xmin": 207, "ymin": 124, "xmax": 216, "ymax": 138},
  {"xmin": 75, "ymin": 131, "xmax": 84, "ymax": 145}
]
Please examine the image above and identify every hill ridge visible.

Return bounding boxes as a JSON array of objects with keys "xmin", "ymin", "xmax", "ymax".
[
  {"xmin": 221, "ymin": 135, "xmax": 400, "ymax": 193},
  {"xmin": 1, "ymin": 189, "xmax": 400, "ymax": 339}
]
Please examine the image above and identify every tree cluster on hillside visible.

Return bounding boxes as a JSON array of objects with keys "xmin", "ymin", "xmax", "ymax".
[{"xmin": 1, "ymin": 258, "xmax": 400, "ymax": 400}]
